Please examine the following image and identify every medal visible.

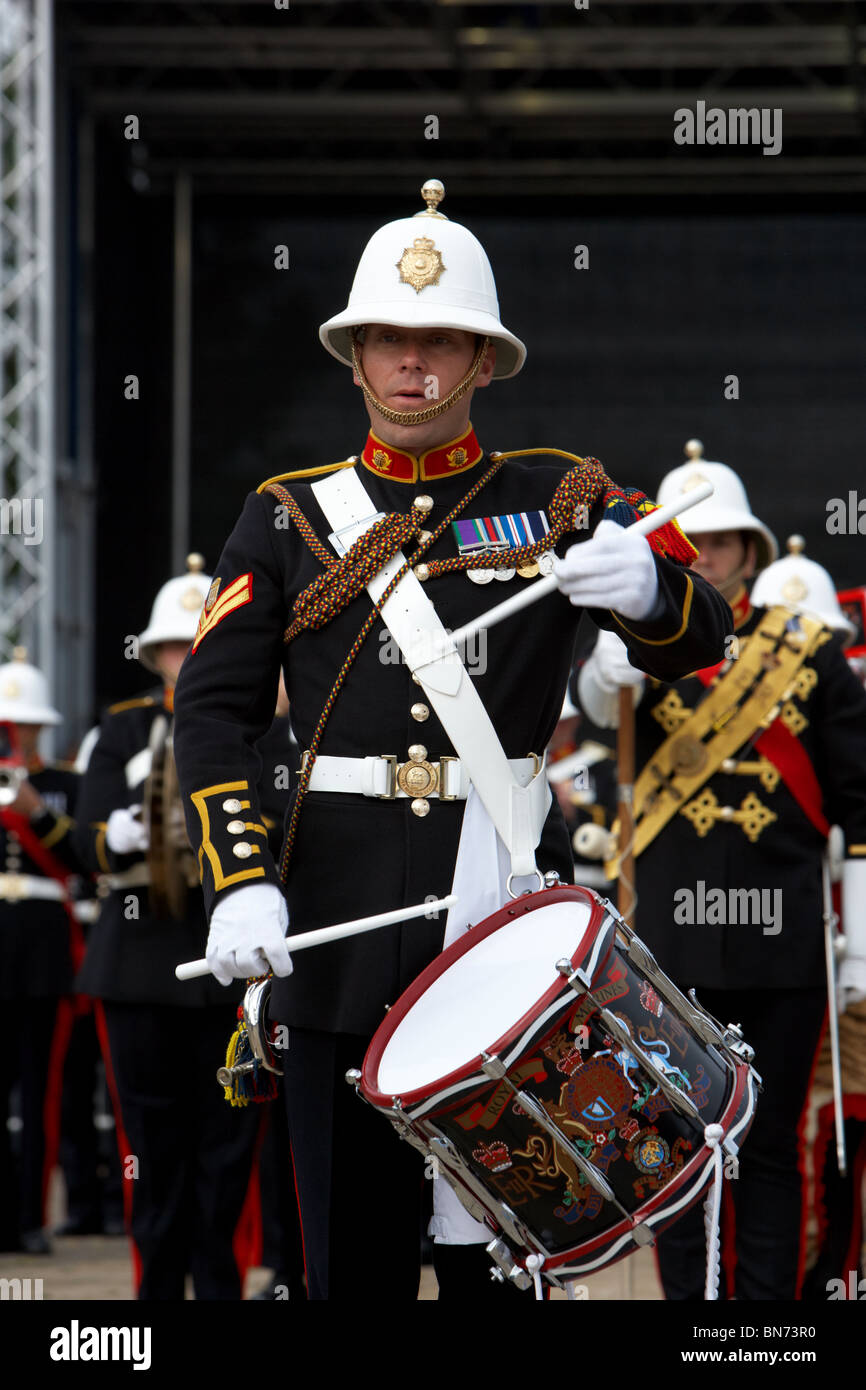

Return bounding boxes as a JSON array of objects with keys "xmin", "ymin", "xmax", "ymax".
[
  {"xmin": 467, "ymin": 568, "xmax": 495, "ymax": 585},
  {"xmin": 453, "ymin": 510, "xmax": 550, "ymax": 558},
  {"xmin": 537, "ymin": 551, "xmax": 555, "ymax": 576},
  {"xmin": 494, "ymin": 567, "xmax": 516, "ymax": 582},
  {"xmin": 516, "ymin": 559, "xmax": 540, "ymax": 580}
]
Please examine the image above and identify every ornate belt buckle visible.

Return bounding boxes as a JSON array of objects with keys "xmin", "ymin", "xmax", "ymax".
[
  {"xmin": 396, "ymin": 746, "xmax": 439, "ymax": 799},
  {"xmin": 2, "ymin": 873, "xmax": 26, "ymax": 902}
]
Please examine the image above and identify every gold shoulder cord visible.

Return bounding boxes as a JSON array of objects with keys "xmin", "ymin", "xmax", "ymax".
[{"xmin": 606, "ymin": 609, "xmax": 827, "ymax": 872}]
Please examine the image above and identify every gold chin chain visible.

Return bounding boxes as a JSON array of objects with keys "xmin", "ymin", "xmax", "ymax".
[{"xmin": 350, "ymin": 334, "xmax": 490, "ymax": 427}]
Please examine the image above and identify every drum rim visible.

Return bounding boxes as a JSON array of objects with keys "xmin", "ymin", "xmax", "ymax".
[{"xmin": 360, "ymin": 883, "xmax": 606, "ymax": 1107}]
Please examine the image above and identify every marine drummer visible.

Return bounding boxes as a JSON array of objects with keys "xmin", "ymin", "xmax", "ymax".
[{"xmin": 173, "ymin": 180, "xmax": 732, "ymax": 1301}]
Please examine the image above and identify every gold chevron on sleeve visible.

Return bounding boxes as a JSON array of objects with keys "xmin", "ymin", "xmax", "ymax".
[{"xmin": 191, "ymin": 574, "xmax": 253, "ymax": 652}]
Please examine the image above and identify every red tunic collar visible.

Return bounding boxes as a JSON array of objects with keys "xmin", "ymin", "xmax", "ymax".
[
  {"xmin": 360, "ymin": 424, "xmax": 483, "ymax": 484},
  {"xmin": 730, "ymin": 585, "xmax": 753, "ymax": 631}
]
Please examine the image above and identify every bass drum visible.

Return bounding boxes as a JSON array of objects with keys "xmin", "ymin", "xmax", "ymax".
[{"xmin": 356, "ymin": 883, "xmax": 760, "ymax": 1291}]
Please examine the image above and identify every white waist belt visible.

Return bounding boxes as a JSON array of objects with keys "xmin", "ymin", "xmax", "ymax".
[
  {"xmin": 0, "ymin": 873, "xmax": 66, "ymax": 903},
  {"xmin": 305, "ymin": 753, "xmax": 540, "ymax": 802}
]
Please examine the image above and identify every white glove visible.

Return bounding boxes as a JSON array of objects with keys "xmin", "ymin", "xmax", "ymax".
[
  {"xmin": 839, "ymin": 859, "xmax": 866, "ymax": 1009},
  {"xmin": 554, "ymin": 519, "xmax": 660, "ymax": 621},
  {"xmin": 105, "ymin": 805, "xmax": 149, "ymax": 855},
  {"xmin": 206, "ymin": 882, "xmax": 293, "ymax": 987},
  {"xmin": 577, "ymin": 630, "xmax": 645, "ymax": 730}
]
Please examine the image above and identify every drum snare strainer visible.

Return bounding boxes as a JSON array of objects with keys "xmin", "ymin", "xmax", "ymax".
[{"xmin": 348, "ymin": 884, "xmax": 760, "ymax": 1296}]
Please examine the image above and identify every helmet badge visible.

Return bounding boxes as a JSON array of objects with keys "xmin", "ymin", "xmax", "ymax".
[
  {"xmin": 396, "ymin": 235, "xmax": 446, "ymax": 294},
  {"xmin": 781, "ymin": 576, "xmax": 809, "ymax": 602}
]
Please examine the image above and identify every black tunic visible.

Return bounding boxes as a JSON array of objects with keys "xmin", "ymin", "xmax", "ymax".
[
  {"xmin": 173, "ymin": 446, "xmax": 732, "ymax": 1034},
  {"xmin": 632, "ymin": 606, "xmax": 866, "ymax": 991}
]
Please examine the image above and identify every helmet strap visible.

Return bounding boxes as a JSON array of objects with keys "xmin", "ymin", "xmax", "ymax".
[{"xmin": 351, "ymin": 334, "xmax": 490, "ymax": 427}]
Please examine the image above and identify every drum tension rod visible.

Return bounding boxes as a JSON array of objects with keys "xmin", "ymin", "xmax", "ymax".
[{"xmin": 480, "ymin": 1054, "xmax": 653, "ymax": 1244}]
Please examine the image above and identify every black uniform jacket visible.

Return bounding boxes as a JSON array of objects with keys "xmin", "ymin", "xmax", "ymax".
[
  {"xmin": 0, "ymin": 763, "xmax": 83, "ymax": 1000},
  {"xmin": 74, "ymin": 692, "xmax": 293, "ymax": 1009},
  {"xmin": 73, "ymin": 691, "xmax": 240, "ymax": 1008},
  {"xmin": 632, "ymin": 598, "xmax": 866, "ymax": 992},
  {"xmin": 173, "ymin": 436, "xmax": 732, "ymax": 1034}
]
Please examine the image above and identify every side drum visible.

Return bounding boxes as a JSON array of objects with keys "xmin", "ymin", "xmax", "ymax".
[{"xmin": 354, "ymin": 884, "xmax": 760, "ymax": 1291}]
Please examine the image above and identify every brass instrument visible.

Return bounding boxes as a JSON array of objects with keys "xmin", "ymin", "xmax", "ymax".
[{"xmin": 143, "ymin": 714, "xmax": 199, "ymax": 918}]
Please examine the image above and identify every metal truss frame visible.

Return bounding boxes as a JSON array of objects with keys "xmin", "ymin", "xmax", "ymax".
[{"xmin": 0, "ymin": 0, "xmax": 55, "ymax": 685}]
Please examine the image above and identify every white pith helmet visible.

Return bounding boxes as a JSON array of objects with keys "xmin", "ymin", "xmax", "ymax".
[
  {"xmin": 0, "ymin": 647, "xmax": 62, "ymax": 726},
  {"xmin": 138, "ymin": 553, "xmax": 212, "ymax": 674},
  {"xmin": 751, "ymin": 536, "xmax": 855, "ymax": 641},
  {"xmin": 656, "ymin": 440, "xmax": 778, "ymax": 572},
  {"xmin": 319, "ymin": 179, "xmax": 526, "ymax": 379}
]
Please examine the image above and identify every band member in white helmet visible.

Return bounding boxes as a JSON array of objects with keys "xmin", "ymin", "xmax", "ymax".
[
  {"xmin": 752, "ymin": 539, "xmax": 866, "ymax": 1298},
  {"xmin": 575, "ymin": 441, "xmax": 866, "ymax": 1300},
  {"xmin": 173, "ymin": 183, "xmax": 732, "ymax": 1300},
  {"xmin": 0, "ymin": 649, "xmax": 86, "ymax": 1254},
  {"xmin": 74, "ymin": 557, "xmax": 263, "ymax": 1300}
]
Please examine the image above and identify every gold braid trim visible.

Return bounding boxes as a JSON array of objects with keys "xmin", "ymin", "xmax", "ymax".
[{"xmin": 267, "ymin": 454, "xmax": 612, "ymax": 645}]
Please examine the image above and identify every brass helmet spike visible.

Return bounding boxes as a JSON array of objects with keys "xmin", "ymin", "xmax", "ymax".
[
  {"xmin": 684, "ymin": 438, "xmax": 704, "ymax": 460},
  {"xmin": 186, "ymin": 553, "xmax": 206, "ymax": 573},
  {"xmin": 786, "ymin": 535, "xmax": 806, "ymax": 555},
  {"xmin": 12, "ymin": 646, "xmax": 28, "ymax": 662},
  {"xmin": 418, "ymin": 179, "xmax": 447, "ymax": 220}
]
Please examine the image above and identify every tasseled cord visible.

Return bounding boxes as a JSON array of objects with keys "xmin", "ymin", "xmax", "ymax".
[
  {"xmin": 222, "ymin": 1002, "xmax": 280, "ymax": 1108},
  {"xmin": 703, "ymin": 1123, "xmax": 726, "ymax": 1300}
]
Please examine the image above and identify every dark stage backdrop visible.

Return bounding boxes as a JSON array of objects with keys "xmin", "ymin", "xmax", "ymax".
[
  {"xmin": 91, "ymin": 191, "xmax": 866, "ymax": 708},
  {"xmin": 190, "ymin": 202, "xmax": 865, "ymax": 575}
]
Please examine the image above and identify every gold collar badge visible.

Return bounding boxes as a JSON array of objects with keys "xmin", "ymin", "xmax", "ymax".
[
  {"xmin": 397, "ymin": 236, "xmax": 446, "ymax": 294},
  {"xmin": 446, "ymin": 446, "xmax": 468, "ymax": 469},
  {"xmin": 372, "ymin": 448, "xmax": 393, "ymax": 472}
]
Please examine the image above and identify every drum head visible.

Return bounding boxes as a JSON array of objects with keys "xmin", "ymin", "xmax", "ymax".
[{"xmin": 367, "ymin": 887, "xmax": 600, "ymax": 1101}]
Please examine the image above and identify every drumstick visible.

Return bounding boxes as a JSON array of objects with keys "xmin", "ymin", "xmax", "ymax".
[
  {"xmin": 175, "ymin": 893, "xmax": 458, "ymax": 980},
  {"xmin": 441, "ymin": 481, "xmax": 714, "ymax": 656},
  {"xmin": 616, "ymin": 685, "xmax": 637, "ymax": 932}
]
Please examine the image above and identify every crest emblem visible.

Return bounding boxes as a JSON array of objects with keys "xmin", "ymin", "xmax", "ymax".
[
  {"xmin": 781, "ymin": 575, "xmax": 808, "ymax": 603},
  {"xmin": 181, "ymin": 585, "xmax": 204, "ymax": 612},
  {"xmin": 396, "ymin": 236, "xmax": 445, "ymax": 293},
  {"xmin": 446, "ymin": 446, "xmax": 467, "ymax": 469},
  {"xmin": 371, "ymin": 448, "xmax": 393, "ymax": 472},
  {"xmin": 680, "ymin": 470, "xmax": 708, "ymax": 493}
]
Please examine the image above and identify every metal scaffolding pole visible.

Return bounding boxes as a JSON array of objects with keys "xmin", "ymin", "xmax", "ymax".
[{"xmin": 0, "ymin": 0, "xmax": 55, "ymax": 697}]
